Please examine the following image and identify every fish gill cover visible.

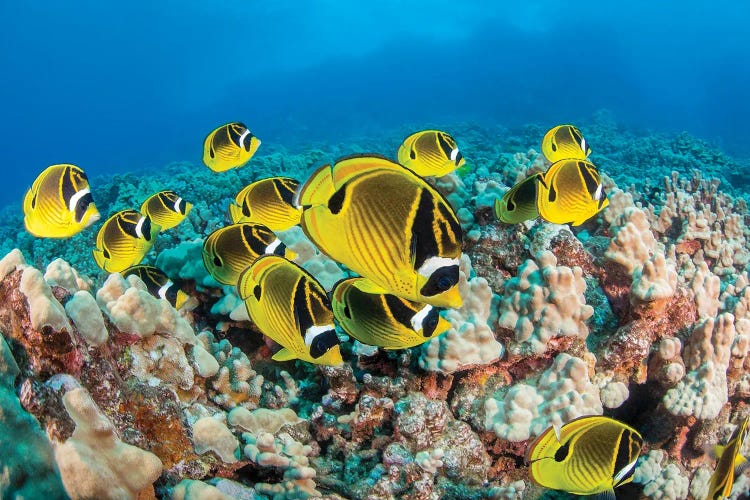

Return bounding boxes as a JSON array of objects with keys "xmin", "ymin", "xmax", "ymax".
[{"xmin": 1, "ymin": 1, "xmax": 750, "ymax": 499}]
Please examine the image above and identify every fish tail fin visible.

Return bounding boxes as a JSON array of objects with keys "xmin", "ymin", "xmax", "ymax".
[{"xmin": 227, "ymin": 202, "xmax": 243, "ymax": 223}]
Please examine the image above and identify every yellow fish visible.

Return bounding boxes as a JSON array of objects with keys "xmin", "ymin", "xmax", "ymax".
[
  {"xmin": 536, "ymin": 159, "xmax": 609, "ymax": 226},
  {"xmin": 229, "ymin": 177, "xmax": 302, "ymax": 231},
  {"xmin": 202, "ymin": 223, "xmax": 296, "ymax": 286},
  {"xmin": 123, "ymin": 265, "xmax": 189, "ymax": 310},
  {"xmin": 238, "ymin": 255, "xmax": 342, "ymax": 365},
  {"xmin": 297, "ymin": 154, "xmax": 463, "ymax": 309},
  {"xmin": 526, "ymin": 415, "xmax": 643, "ymax": 499},
  {"xmin": 397, "ymin": 130, "xmax": 465, "ymax": 177},
  {"xmin": 202, "ymin": 122, "xmax": 261, "ymax": 172},
  {"xmin": 23, "ymin": 164, "xmax": 100, "ymax": 238},
  {"xmin": 93, "ymin": 210, "xmax": 160, "ymax": 273},
  {"xmin": 494, "ymin": 173, "xmax": 543, "ymax": 224},
  {"xmin": 331, "ymin": 277, "xmax": 451, "ymax": 349},
  {"xmin": 541, "ymin": 124, "xmax": 591, "ymax": 163},
  {"xmin": 708, "ymin": 416, "xmax": 749, "ymax": 500},
  {"xmin": 140, "ymin": 190, "xmax": 192, "ymax": 230}
]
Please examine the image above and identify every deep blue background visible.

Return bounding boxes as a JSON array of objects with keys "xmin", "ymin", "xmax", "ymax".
[{"xmin": 1, "ymin": 0, "xmax": 747, "ymax": 208}]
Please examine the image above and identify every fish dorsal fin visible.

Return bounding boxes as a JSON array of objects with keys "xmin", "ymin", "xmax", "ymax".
[
  {"xmin": 591, "ymin": 489, "xmax": 616, "ymax": 500},
  {"xmin": 331, "ymin": 154, "xmax": 404, "ymax": 187},
  {"xmin": 272, "ymin": 348, "xmax": 296, "ymax": 362}
]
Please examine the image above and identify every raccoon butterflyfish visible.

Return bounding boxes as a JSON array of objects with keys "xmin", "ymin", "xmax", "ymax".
[
  {"xmin": 541, "ymin": 124, "xmax": 591, "ymax": 163},
  {"xmin": 536, "ymin": 159, "xmax": 609, "ymax": 226},
  {"xmin": 202, "ymin": 122, "xmax": 261, "ymax": 172},
  {"xmin": 494, "ymin": 173, "xmax": 543, "ymax": 224},
  {"xmin": 707, "ymin": 416, "xmax": 749, "ymax": 500},
  {"xmin": 202, "ymin": 223, "xmax": 296, "ymax": 286},
  {"xmin": 331, "ymin": 277, "xmax": 451, "ymax": 350},
  {"xmin": 139, "ymin": 190, "xmax": 192, "ymax": 230},
  {"xmin": 122, "ymin": 265, "xmax": 189, "ymax": 310},
  {"xmin": 92, "ymin": 210, "xmax": 160, "ymax": 273},
  {"xmin": 237, "ymin": 254, "xmax": 342, "ymax": 365},
  {"xmin": 23, "ymin": 164, "xmax": 100, "ymax": 238},
  {"xmin": 229, "ymin": 177, "xmax": 302, "ymax": 231},
  {"xmin": 526, "ymin": 415, "xmax": 643, "ymax": 499},
  {"xmin": 296, "ymin": 154, "xmax": 463, "ymax": 309},
  {"xmin": 397, "ymin": 130, "xmax": 465, "ymax": 177}
]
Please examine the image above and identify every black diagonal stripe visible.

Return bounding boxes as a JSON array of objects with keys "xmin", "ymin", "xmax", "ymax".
[
  {"xmin": 328, "ymin": 184, "xmax": 347, "ymax": 215},
  {"xmin": 293, "ymin": 277, "xmax": 314, "ymax": 338},
  {"xmin": 384, "ymin": 294, "xmax": 416, "ymax": 330},
  {"xmin": 411, "ymin": 188, "xmax": 439, "ymax": 269},
  {"xmin": 578, "ymin": 162, "xmax": 601, "ymax": 199},
  {"xmin": 276, "ymin": 178, "xmax": 299, "ymax": 206},
  {"xmin": 437, "ymin": 132, "xmax": 454, "ymax": 158},
  {"xmin": 61, "ymin": 166, "xmax": 76, "ymax": 205},
  {"xmin": 570, "ymin": 127, "xmax": 583, "ymax": 147},
  {"xmin": 242, "ymin": 225, "xmax": 272, "ymax": 255}
]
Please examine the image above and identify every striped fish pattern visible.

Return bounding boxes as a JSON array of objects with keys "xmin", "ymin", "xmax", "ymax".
[
  {"xmin": 331, "ymin": 277, "xmax": 451, "ymax": 349},
  {"xmin": 202, "ymin": 223, "xmax": 294, "ymax": 286},
  {"xmin": 298, "ymin": 154, "xmax": 463, "ymax": 308},
  {"xmin": 229, "ymin": 177, "xmax": 302, "ymax": 231},
  {"xmin": 237, "ymin": 255, "xmax": 342, "ymax": 365},
  {"xmin": 397, "ymin": 130, "xmax": 465, "ymax": 177},
  {"xmin": 527, "ymin": 416, "xmax": 643, "ymax": 498},
  {"xmin": 93, "ymin": 209, "xmax": 159, "ymax": 272},
  {"xmin": 140, "ymin": 190, "xmax": 192, "ymax": 230},
  {"xmin": 536, "ymin": 159, "xmax": 609, "ymax": 226}
]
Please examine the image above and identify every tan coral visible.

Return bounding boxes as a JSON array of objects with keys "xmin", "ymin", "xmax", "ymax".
[
  {"xmin": 605, "ymin": 206, "xmax": 658, "ymax": 274},
  {"xmin": 630, "ymin": 253, "xmax": 678, "ymax": 314},
  {"xmin": 54, "ymin": 388, "xmax": 163, "ymax": 500},
  {"xmin": 497, "ymin": 251, "xmax": 593, "ymax": 356},
  {"xmin": 663, "ymin": 313, "xmax": 736, "ymax": 419}
]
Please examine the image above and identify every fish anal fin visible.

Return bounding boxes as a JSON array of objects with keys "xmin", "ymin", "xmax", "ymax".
[
  {"xmin": 272, "ymin": 348, "xmax": 297, "ymax": 362},
  {"xmin": 591, "ymin": 488, "xmax": 616, "ymax": 500}
]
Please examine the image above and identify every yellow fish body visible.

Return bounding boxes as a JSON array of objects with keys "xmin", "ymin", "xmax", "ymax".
[
  {"xmin": 202, "ymin": 122, "xmax": 261, "ymax": 172},
  {"xmin": 202, "ymin": 223, "xmax": 296, "ymax": 286},
  {"xmin": 397, "ymin": 130, "xmax": 465, "ymax": 177},
  {"xmin": 237, "ymin": 254, "xmax": 342, "ymax": 365},
  {"xmin": 494, "ymin": 173, "xmax": 543, "ymax": 224},
  {"xmin": 331, "ymin": 277, "xmax": 451, "ymax": 349},
  {"xmin": 536, "ymin": 159, "xmax": 609, "ymax": 226},
  {"xmin": 526, "ymin": 415, "xmax": 643, "ymax": 498},
  {"xmin": 123, "ymin": 265, "xmax": 189, "ymax": 310},
  {"xmin": 297, "ymin": 154, "xmax": 463, "ymax": 309},
  {"xmin": 541, "ymin": 124, "xmax": 591, "ymax": 163},
  {"xmin": 140, "ymin": 190, "xmax": 192, "ymax": 230},
  {"xmin": 23, "ymin": 164, "xmax": 100, "ymax": 238},
  {"xmin": 93, "ymin": 210, "xmax": 160, "ymax": 273},
  {"xmin": 229, "ymin": 177, "xmax": 302, "ymax": 231},
  {"xmin": 708, "ymin": 416, "xmax": 749, "ymax": 500}
]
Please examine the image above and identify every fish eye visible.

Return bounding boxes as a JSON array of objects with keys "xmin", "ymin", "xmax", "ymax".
[
  {"xmin": 253, "ymin": 284, "xmax": 261, "ymax": 300},
  {"xmin": 422, "ymin": 310, "xmax": 440, "ymax": 337},
  {"xmin": 310, "ymin": 329, "xmax": 339, "ymax": 359},
  {"xmin": 213, "ymin": 255, "xmax": 222, "ymax": 267},
  {"xmin": 419, "ymin": 264, "xmax": 459, "ymax": 297},
  {"xmin": 103, "ymin": 248, "xmax": 110, "ymax": 259},
  {"xmin": 343, "ymin": 305, "xmax": 351, "ymax": 319},
  {"xmin": 410, "ymin": 148, "xmax": 416, "ymax": 160}
]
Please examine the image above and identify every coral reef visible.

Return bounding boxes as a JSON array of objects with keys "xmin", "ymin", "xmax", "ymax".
[{"xmin": 0, "ymin": 122, "xmax": 749, "ymax": 499}]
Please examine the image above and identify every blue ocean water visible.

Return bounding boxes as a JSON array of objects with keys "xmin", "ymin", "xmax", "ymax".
[{"xmin": 1, "ymin": 0, "xmax": 747, "ymax": 209}]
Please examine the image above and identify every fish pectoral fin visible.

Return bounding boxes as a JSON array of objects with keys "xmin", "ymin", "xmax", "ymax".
[
  {"xmin": 590, "ymin": 489, "xmax": 616, "ymax": 500},
  {"xmin": 353, "ymin": 278, "xmax": 388, "ymax": 295},
  {"xmin": 272, "ymin": 348, "xmax": 297, "ymax": 362}
]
